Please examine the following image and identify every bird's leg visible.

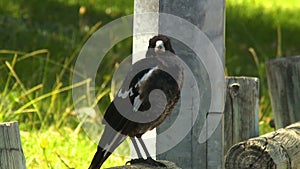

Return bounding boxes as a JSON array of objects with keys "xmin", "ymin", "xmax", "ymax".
[
  {"xmin": 130, "ymin": 137, "xmax": 143, "ymax": 158},
  {"xmin": 126, "ymin": 137, "xmax": 166, "ymax": 167},
  {"xmin": 126, "ymin": 137, "xmax": 145, "ymax": 165},
  {"xmin": 137, "ymin": 137, "xmax": 166, "ymax": 167},
  {"xmin": 137, "ymin": 137, "xmax": 151, "ymax": 157}
]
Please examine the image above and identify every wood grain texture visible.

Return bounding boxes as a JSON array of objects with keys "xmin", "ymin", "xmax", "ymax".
[
  {"xmin": 0, "ymin": 121, "xmax": 26, "ymax": 169},
  {"xmin": 225, "ymin": 122, "xmax": 300, "ymax": 169},
  {"xmin": 224, "ymin": 77, "xmax": 259, "ymax": 155},
  {"xmin": 266, "ymin": 55, "xmax": 300, "ymax": 129},
  {"xmin": 108, "ymin": 160, "xmax": 181, "ymax": 169}
]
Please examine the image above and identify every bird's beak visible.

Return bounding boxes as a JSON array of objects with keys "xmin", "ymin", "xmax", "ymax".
[{"xmin": 155, "ymin": 40, "xmax": 165, "ymax": 53}]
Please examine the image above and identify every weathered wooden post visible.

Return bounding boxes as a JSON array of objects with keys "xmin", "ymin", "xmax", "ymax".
[
  {"xmin": 266, "ymin": 56, "xmax": 300, "ymax": 129},
  {"xmin": 223, "ymin": 77, "xmax": 259, "ymax": 155},
  {"xmin": 225, "ymin": 122, "xmax": 300, "ymax": 169},
  {"xmin": 0, "ymin": 122, "xmax": 26, "ymax": 169},
  {"xmin": 132, "ymin": 0, "xmax": 225, "ymax": 169},
  {"xmin": 130, "ymin": 0, "xmax": 160, "ymax": 159},
  {"xmin": 157, "ymin": 1, "xmax": 225, "ymax": 169}
]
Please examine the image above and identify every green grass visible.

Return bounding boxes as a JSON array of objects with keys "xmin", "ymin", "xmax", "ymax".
[
  {"xmin": 226, "ymin": 0, "xmax": 300, "ymax": 131},
  {"xmin": 0, "ymin": 0, "xmax": 133, "ymax": 89},
  {"xmin": 0, "ymin": 0, "xmax": 133, "ymax": 167},
  {"xmin": 1, "ymin": 0, "xmax": 300, "ymax": 168},
  {"xmin": 21, "ymin": 127, "xmax": 129, "ymax": 168},
  {"xmin": 0, "ymin": 0, "xmax": 134, "ymax": 127}
]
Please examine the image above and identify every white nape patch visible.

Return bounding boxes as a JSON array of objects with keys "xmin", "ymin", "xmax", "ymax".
[
  {"xmin": 155, "ymin": 40, "xmax": 165, "ymax": 53},
  {"xmin": 118, "ymin": 88, "xmax": 133, "ymax": 99}
]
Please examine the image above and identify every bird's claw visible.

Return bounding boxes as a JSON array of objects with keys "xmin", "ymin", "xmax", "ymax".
[
  {"xmin": 126, "ymin": 157, "xmax": 167, "ymax": 167},
  {"xmin": 125, "ymin": 158, "xmax": 144, "ymax": 165}
]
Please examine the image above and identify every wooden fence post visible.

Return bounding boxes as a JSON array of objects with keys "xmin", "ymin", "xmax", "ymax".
[
  {"xmin": 157, "ymin": 1, "xmax": 225, "ymax": 169},
  {"xmin": 266, "ymin": 55, "xmax": 300, "ymax": 129},
  {"xmin": 133, "ymin": 0, "xmax": 225, "ymax": 168},
  {"xmin": 131, "ymin": 0, "xmax": 160, "ymax": 159},
  {"xmin": 0, "ymin": 121, "xmax": 26, "ymax": 169},
  {"xmin": 224, "ymin": 77, "xmax": 259, "ymax": 156},
  {"xmin": 225, "ymin": 122, "xmax": 300, "ymax": 169}
]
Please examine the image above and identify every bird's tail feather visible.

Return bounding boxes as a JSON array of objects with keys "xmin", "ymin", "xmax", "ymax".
[
  {"xmin": 88, "ymin": 146, "xmax": 111, "ymax": 169},
  {"xmin": 88, "ymin": 125, "xmax": 126, "ymax": 169}
]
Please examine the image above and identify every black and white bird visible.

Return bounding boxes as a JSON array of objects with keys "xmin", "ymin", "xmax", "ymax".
[{"xmin": 88, "ymin": 35, "xmax": 183, "ymax": 169}]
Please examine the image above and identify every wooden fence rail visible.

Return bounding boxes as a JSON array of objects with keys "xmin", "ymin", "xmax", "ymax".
[{"xmin": 225, "ymin": 122, "xmax": 300, "ymax": 169}]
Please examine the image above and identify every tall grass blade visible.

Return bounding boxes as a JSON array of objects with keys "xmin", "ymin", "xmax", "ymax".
[
  {"xmin": 15, "ymin": 79, "xmax": 91, "ymax": 115},
  {"xmin": 5, "ymin": 60, "xmax": 43, "ymax": 123}
]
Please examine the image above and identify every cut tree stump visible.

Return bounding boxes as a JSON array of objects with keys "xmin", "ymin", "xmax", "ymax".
[
  {"xmin": 225, "ymin": 122, "xmax": 300, "ymax": 169},
  {"xmin": 107, "ymin": 160, "xmax": 181, "ymax": 169},
  {"xmin": 0, "ymin": 121, "xmax": 26, "ymax": 169}
]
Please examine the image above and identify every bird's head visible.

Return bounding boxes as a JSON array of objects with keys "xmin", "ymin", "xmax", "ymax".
[{"xmin": 146, "ymin": 35, "xmax": 175, "ymax": 57}]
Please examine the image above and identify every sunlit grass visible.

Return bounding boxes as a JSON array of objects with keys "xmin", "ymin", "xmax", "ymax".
[
  {"xmin": 1, "ymin": 0, "xmax": 300, "ymax": 168},
  {"xmin": 0, "ymin": 0, "xmax": 134, "ymax": 168},
  {"xmin": 227, "ymin": 0, "xmax": 300, "ymax": 27},
  {"xmin": 21, "ymin": 127, "xmax": 129, "ymax": 168},
  {"xmin": 0, "ymin": 49, "xmax": 93, "ymax": 129},
  {"xmin": 0, "ymin": 48, "xmax": 126, "ymax": 168},
  {"xmin": 228, "ymin": 0, "xmax": 300, "ymax": 10}
]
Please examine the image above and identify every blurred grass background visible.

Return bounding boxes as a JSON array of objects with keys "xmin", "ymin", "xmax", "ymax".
[{"xmin": 0, "ymin": 0, "xmax": 300, "ymax": 168}]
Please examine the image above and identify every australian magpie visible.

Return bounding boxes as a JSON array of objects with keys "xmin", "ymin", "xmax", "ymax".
[{"xmin": 88, "ymin": 35, "xmax": 183, "ymax": 169}]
